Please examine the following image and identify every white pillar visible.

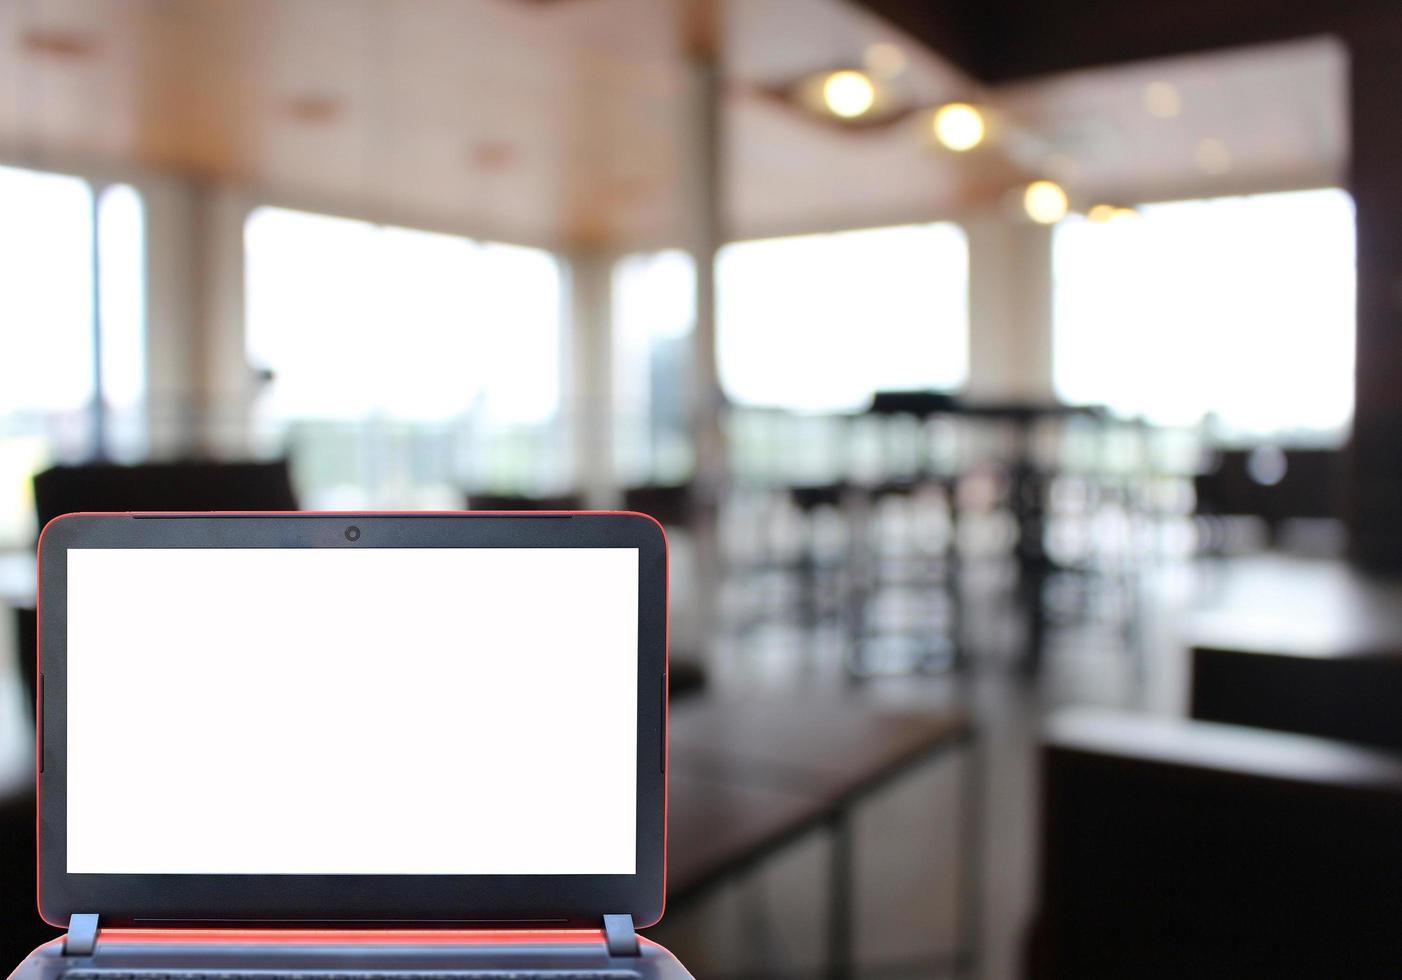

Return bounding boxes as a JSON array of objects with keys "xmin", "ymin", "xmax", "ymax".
[
  {"xmin": 139, "ymin": 176, "xmax": 201, "ymax": 458},
  {"xmin": 143, "ymin": 179, "xmax": 256, "ymax": 458},
  {"xmin": 189, "ymin": 183, "xmax": 255, "ymax": 457},
  {"xmin": 965, "ymin": 213, "xmax": 1056, "ymax": 401},
  {"xmin": 676, "ymin": 0, "xmax": 725, "ymax": 664},
  {"xmin": 679, "ymin": 14, "xmax": 727, "ymax": 496},
  {"xmin": 565, "ymin": 246, "xmax": 618, "ymax": 507}
]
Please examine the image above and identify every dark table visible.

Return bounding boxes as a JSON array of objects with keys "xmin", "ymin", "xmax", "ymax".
[
  {"xmin": 1189, "ymin": 632, "xmax": 1402, "ymax": 752},
  {"xmin": 1034, "ymin": 708, "xmax": 1402, "ymax": 977},
  {"xmin": 665, "ymin": 696, "xmax": 978, "ymax": 979}
]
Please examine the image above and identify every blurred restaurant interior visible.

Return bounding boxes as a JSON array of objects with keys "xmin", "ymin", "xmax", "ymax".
[{"xmin": 4, "ymin": 0, "xmax": 1402, "ymax": 977}]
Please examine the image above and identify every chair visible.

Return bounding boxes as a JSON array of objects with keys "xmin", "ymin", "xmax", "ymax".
[
  {"xmin": 668, "ymin": 659, "xmax": 707, "ymax": 701},
  {"xmin": 0, "ymin": 789, "xmax": 56, "ymax": 969},
  {"xmin": 12, "ymin": 605, "xmax": 37, "ymax": 723},
  {"xmin": 783, "ymin": 481, "xmax": 853, "ymax": 628},
  {"xmin": 867, "ymin": 389, "xmax": 962, "ymax": 419},
  {"xmin": 32, "ymin": 459, "xmax": 298, "ymax": 532},
  {"xmin": 622, "ymin": 483, "xmax": 694, "ymax": 530},
  {"xmin": 464, "ymin": 492, "xmax": 584, "ymax": 511},
  {"xmin": 1193, "ymin": 448, "xmax": 1343, "ymax": 548}
]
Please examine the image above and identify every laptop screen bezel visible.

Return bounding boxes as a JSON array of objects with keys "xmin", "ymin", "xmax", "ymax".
[{"xmin": 37, "ymin": 511, "xmax": 667, "ymax": 929}]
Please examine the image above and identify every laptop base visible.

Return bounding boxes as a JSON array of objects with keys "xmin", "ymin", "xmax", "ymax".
[{"xmin": 8, "ymin": 929, "xmax": 693, "ymax": 980}]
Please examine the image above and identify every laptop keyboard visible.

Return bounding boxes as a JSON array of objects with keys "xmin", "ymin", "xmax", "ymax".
[{"xmin": 62, "ymin": 973, "xmax": 638, "ymax": 980}]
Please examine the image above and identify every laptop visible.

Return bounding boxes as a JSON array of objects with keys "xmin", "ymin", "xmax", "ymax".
[{"xmin": 13, "ymin": 512, "xmax": 691, "ymax": 980}]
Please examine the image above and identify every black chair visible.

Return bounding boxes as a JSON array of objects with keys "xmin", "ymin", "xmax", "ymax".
[
  {"xmin": 622, "ymin": 483, "xmax": 694, "ymax": 530},
  {"xmin": 1028, "ymin": 709, "xmax": 1402, "ymax": 978},
  {"xmin": 4, "ymin": 585, "xmax": 46, "ymax": 968},
  {"xmin": 1193, "ymin": 448, "xmax": 1343, "ymax": 543},
  {"xmin": 867, "ymin": 389, "xmax": 961, "ymax": 419},
  {"xmin": 616, "ymin": 485, "xmax": 711, "ymax": 696},
  {"xmin": 12, "ymin": 605, "xmax": 37, "ymax": 722},
  {"xmin": 668, "ymin": 658, "xmax": 707, "ymax": 701},
  {"xmin": 0, "ymin": 789, "xmax": 55, "ymax": 968},
  {"xmin": 786, "ymin": 481, "xmax": 848, "ymax": 513},
  {"xmin": 781, "ymin": 482, "xmax": 853, "ymax": 631},
  {"xmin": 32, "ymin": 459, "xmax": 298, "ymax": 532},
  {"xmin": 465, "ymin": 492, "xmax": 584, "ymax": 511}
]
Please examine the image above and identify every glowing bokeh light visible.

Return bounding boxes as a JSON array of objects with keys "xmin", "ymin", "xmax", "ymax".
[
  {"xmin": 1024, "ymin": 180, "xmax": 1069, "ymax": 224},
  {"xmin": 1195, "ymin": 137, "xmax": 1232, "ymax": 175},
  {"xmin": 932, "ymin": 103, "xmax": 985, "ymax": 151},
  {"xmin": 1143, "ymin": 81, "xmax": 1182, "ymax": 118},
  {"xmin": 822, "ymin": 70, "xmax": 876, "ymax": 119}
]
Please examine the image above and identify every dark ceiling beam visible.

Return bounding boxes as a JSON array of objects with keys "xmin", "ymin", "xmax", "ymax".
[
  {"xmin": 847, "ymin": 0, "xmax": 990, "ymax": 78},
  {"xmin": 853, "ymin": 0, "xmax": 1399, "ymax": 82}
]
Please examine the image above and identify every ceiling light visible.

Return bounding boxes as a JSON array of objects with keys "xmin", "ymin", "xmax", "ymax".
[
  {"xmin": 468, "ymin": 141, "xmax": 517, "ymax": 172},
  {"xmin": 1113, "ymin": 207, "xmax": 1141, "ymax": 221},
  {"xmin": 1023, "ymin": 180, "xmax": 1069, "ymax": 224},
  {"xmin": 283, "ymin": 95, "xmax": 342, "ymax": 125},
  {"xmin": 1194, "ymin": 137, "xmax": 1232, "ymax": 175},
  {"xmin": 22, "ymin": 29, "xmax": 99, "ymax": 60},
  {"xmin": 822, "ymin": 70, "xmax": 877, "ymax": 119},
  {"xmin": 864, "ymin": 42, "xmax": 907, "ymax": 78},
  {"xmin": 1087, "ymin": 204, "xmax": 1117, "ymax": 223},
  {"xmin": 1143, "ymin": 81, "xmax": 1182, "ymax": 119},
  {"xmin": 932, "ymin": 103, "xmax": 985, "ymax": 151}
]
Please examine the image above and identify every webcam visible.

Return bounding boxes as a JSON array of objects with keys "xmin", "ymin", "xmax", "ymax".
[{"xmin": 344, "ymin": 526, "xmax": 361, "ymax": 542}]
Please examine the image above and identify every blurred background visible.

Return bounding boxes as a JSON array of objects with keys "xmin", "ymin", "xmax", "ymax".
[{"xmin": 3, "ymin": 0, "xmax": 1402, "ymax": 977}]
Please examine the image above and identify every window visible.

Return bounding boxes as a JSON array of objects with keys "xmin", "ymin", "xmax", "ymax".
[
  {"xmin": 717, "ymin": 222, "xmax": 969, "ymax": 413},
  {"xmin": 1053, "ymin": 188, "xmax": 1355, "ymax": 441},
  {"xmin": 244, "ymin": 207, "xmax": 565, "ymax": 506},
  {"xmin": 97, "ymin": 184, "xmax": 147, "ymax": 458},
  {"xmin": 0, "ymin": 166, "xmax": 94, "ymax": 425},
  {"xmin": 0, "ymin": 166, "xmax": 145, "ymax": 545}
]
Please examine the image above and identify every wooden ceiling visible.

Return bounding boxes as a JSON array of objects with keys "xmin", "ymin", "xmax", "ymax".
[{"xmin": 0, "ymin": 0, "xmax": 1347, "ymax": 249}]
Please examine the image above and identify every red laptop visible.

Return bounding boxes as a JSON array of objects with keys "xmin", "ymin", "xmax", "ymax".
[{"xmin": 11, "ymin": 512, "xmax": 690, "ymax": 979}]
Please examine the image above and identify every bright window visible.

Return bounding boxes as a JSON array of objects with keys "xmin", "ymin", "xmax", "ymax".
[
  {"xmin": 717, "ymin": 223, "xmax": 969, "ymax": 413},
  {"xmin": 244, "ymin": 207, "xmax": 565, "ymax": 505},
  {"xmin": 245, "ymin": 207, "xmax": 560, "ymax": 425},
  {"xmin": 1053, "ymin": 188, "xmax": 1355, "ymax": 440},
  {"xmin": 97, "ymin": 184, "xmax": 147, "ymax": 458},
  {"xmin": 0, "ymin": 166, "xmax": 145, "ymax": 545},
  {"xmin": 0, "ymin": 166, "xmax": 95, "ymax": 419}
]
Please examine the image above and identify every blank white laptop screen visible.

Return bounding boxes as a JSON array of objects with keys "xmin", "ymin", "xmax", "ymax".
[{"xmin": 64, "ymin": 548, "xmax": 639, "ymax": 875}]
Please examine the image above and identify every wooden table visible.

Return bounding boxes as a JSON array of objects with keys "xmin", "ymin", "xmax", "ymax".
[{"xmin": 665, "ymin": 696, "xmax": 978, "ymax": 979}]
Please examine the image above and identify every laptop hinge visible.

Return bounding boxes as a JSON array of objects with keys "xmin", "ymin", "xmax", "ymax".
[
  {"xmin": 602, "ymin": 913, "xmax": 638, "ymax": 957},
  {"xmin": 64, "ymin": 914, "xmax": 100, "ymax": 956}
]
